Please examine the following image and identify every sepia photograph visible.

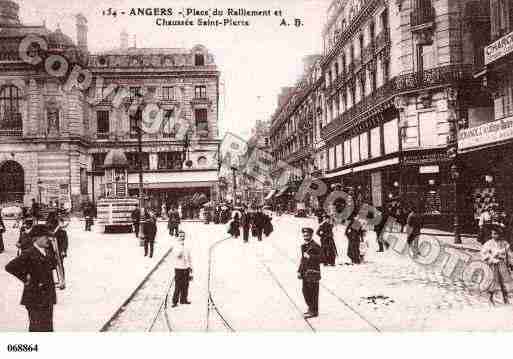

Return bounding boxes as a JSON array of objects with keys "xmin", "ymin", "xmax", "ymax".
[{"xmin": 0, "ymin": 0, "xmax": 513, "ymax": 355}]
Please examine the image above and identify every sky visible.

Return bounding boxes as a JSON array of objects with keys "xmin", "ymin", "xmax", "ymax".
[{"xmin": 17, "ymin": 0, "xmax": 329, "ymax": 140}]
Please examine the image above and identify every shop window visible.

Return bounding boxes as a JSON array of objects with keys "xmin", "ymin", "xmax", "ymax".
[
  {"xmin": 158, "ymin": 152, "xmax": 182, "ymax": 170},
  {"xmin": 127, "ymin": 152, "xmax": 149, "ymax": 171},
  {"xmin": 418, "ymin": 112, "xmax": 438, "ymax": 147},
  {"xmin": 384, "ymin": 119, "xmax": 399, "ymax": 154},
  {"xmin": 195, "ymin": 54, "xmax": 205, "ymax": 66},
  {"xmin": 92, "ymin": 153, "xmax": 106, "ymax": 171}
]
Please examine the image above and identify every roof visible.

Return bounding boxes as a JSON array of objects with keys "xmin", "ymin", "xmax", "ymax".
[{"xmin": 99, "ymin": 48, "xmax": 190, "ymax": 56}]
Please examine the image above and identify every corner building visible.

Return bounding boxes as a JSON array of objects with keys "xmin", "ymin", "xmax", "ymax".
[
  {"xmin": 319, "ymin": 0, "xmax": 488, "ymax": 230},
  {"xmin": 0, "ymin": 0, "xmax": 220, "ymax": 211}
]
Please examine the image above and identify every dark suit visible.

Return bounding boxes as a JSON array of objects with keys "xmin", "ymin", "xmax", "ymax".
[
  {"xmin": 252, "ymin": 212, "xmax": 265, "ymax": 241},
  {"xmin": 167, "ymin": 210, "xmax": 181, "ymax": 237},
  {"xmin": 298, "ymin": 240, "xmax": 322, "ymax": 314},
  {"xmin": 241, "ymin": 212, "xmax": 251, "ymax": 242},
  {"xmin": 5, "ymin": 246, "xmax": 57, "ymax": 331},
  {"xmin": 142, "ymin": 215, "xmax": 157, "ymax": 258}
]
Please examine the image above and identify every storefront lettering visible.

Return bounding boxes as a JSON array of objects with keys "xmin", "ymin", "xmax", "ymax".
[
  {"xmin": 459, "ymin": 117, "xmax": 513, "ymax": 150},
  {"xmin": 485, "ymin": 30, "xmax": 513, "ymax": 65}
]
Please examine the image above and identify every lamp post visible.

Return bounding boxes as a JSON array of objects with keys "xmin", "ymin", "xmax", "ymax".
[
  {"xmin": 451, "ymin": 163, "xmax": 461, "ymax": 244},
  {"xmin": 230, "ymin": 165, "xmax": 237, "ymax": 207}
]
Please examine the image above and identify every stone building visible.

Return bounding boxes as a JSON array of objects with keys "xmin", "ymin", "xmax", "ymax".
[
  {"xmin": 0, "ymin": 0, "xmax": 220, "ymax": 212},
  {"xmin": 317, "ymin": 0, "xmax": 489, "ymax": 230},
  {"xmin": 269, "ymin": 55, "xmax": 324, "ymax": 210}
]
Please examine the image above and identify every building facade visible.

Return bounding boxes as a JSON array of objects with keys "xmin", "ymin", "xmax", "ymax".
[
  {"xmin": 0, "ymin": 0, "xmax": 220, "ymax": 212},
  {"xmin": 318, "ymin": 0, "xmax": 489, "ymax": 230},
  {"xmin": 269, "ymin": 55, "xmax": 324, "ymax": 211}
]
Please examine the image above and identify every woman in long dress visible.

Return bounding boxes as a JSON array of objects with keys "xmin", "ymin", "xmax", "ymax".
[
  {"xmin": 227, "ymin": 213, "xmax": 241, "ymax": 239},
  {"xmin": 480, "ymin": 223, "xmax": 512, "ymax": 304},
  {"xmin": 346, "ymin": 213, "xmax": 363, "ymax": 264},
  {"xmin": 316, "ymin": 215, "xmax": 337, "ymax": 266}
]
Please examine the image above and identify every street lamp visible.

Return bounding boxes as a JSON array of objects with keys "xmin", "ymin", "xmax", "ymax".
[
  {"xmin": 230, "ymin": 165, "xmax": 238, "ymax": 207},
  {"xmin": 450, "ymin": 163, "xmax": 461, "ymax": 244}
]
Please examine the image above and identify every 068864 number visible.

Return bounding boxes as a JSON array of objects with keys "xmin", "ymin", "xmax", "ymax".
[{"xmin": 7, "ymin": 344, "xmax": 38, "ymax": 352}]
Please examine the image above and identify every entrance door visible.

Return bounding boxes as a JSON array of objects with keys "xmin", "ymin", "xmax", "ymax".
[{"xmin": 0, "ymin": 160, "xmax": 24, "ymax": 203}]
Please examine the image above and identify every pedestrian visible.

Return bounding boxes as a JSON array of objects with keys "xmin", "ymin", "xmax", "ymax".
[
  {"xmin": 405, "ymin": 206, "xmax": 422, "ymax": 258},
  {"xmin": 252, "ymin": 209, "xmax": 265, "ymax": 242},
  {"xmin": 16, "ymin": 219, "xmax": 34, "ymax": 256},
  {"xmin": 374, "ymin": 206, "xmax": 388, "ymax": 252},
  {"xmin": 0, "ymin": 211, "xmax": 5, "ymax": 253},
  {"xmin": 478, "ymin": 205, "xmax": 493, "ymax": 244},
  {"xmin": 131, "ymin": 204, "xmax": 141, "ymax": 238},
  {"xmin": 83, "ymin": 202, "xmax": 95, "ymax": 232},
  {"xmin": 480, "ymin": 224, "xmax": 512, "ymax": 305},
  {"xmin": 228, "ymin": 213, "xmax": 241, "ymax": 238},
  {"xmin": 142, "ymin": 210, "xmax": 157, "ymax": 258},
  {"xmin": 168, "ymin": 207, "xmax": 181, "ymax": 237},
  {"xmin": 5, "ymin": 224, "xmax": 58, "ymax": 331},
  {"xmin": 297, "ymin": 227, "xmax": 321, "ymax": 319},
  {"xmin": 241, "ymin": 210, "xmax": 251, "ymax": 243},
  {"xmin": 171, "ymin": 231, "xmax": 193, "ymax": 307},
  {"xmin": 46, "ymin": 214, "xmax": 69, "ymax": 283},
  {"xmin": 317, "ymin": 214, "xmax": 337, "ymax": 266},
  {"xmin": 346, "ymin": 212, "xmax": 363, "ymax": 264}
]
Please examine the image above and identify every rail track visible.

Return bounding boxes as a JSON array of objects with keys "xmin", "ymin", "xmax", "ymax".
[{"xmin": 267, "ymin": 241, "xmax": 382, "ymax": 333}]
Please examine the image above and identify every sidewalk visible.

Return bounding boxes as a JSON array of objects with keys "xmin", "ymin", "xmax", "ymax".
[{"xmin": 0, "ymin": 218, "xmax": 177, "ymax": 331}]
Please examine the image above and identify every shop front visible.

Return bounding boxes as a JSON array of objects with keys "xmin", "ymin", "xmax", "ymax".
[
  {"xmin": 458, "ymin": 116, "xmax": 513, "ymax": 233},
  {"xmin": 127, "ymin": 170, "xmax": 218, "ymax": 219}
]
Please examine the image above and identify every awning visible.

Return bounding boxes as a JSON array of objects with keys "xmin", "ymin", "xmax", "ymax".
[
  {"xmin": 264, "ymin": 190, "xmax": 276, "ymax": 200},
  {"xmin": 274, "ymin": 186, "xmax": 290, "ymax": 198}
]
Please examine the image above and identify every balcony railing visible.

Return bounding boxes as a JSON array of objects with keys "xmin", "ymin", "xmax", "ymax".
[
  {"xmin": 97, "ymin": 132, "xmax": 109, "ymax": 140},
  {"xmin": 0, "ymin": 129, "xmax": 22, "ymax": 137},
  {"xmin": 362, "ymin": 42, "xmax": 375, "ymax": 63},
  {"xmin": 410, "ymin": 5, "xmax": 435, "ymax": 28},
  {"xmin": 375, "ymin": 30, "xmax": 390, "ymax": 52},
  {"xmin": 321, "ymin": 64, "xmax": 474, "ymax": 140}
]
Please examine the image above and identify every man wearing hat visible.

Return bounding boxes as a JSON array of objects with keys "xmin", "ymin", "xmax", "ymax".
[
  {"xmin": 5, "ymin": 224, "xmax": 58, "ymax": 331},
  {"xmin": 298, "ymin": 227, "xmax": 322, "ymax": 319}
]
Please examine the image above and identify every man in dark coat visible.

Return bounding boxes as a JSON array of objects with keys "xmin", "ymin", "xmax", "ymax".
[
  {"xmin": 31, "ymin": 199, "xmax": 40, "ymax": 224},
  {"xmin": 142, "ymin": 210, "xmax": 157, "ymax": 258},
  {"xmin": 240, "ymin": 210, "xmax": 252, "ymax": 243},
  {"xmin": 131, "ymin": 205, "xmax": 141, "ymax": 238},
  {"xmin": 167, "ymin": 207, "xmax": 181, "ymax": 237},
  {"xmin": 252, "ymin": 209, "xmax": 266, "ymax": 242},
  {"xmin": 83, "ymin": 202, "xmax": 95, "ymax": 231},
  {"xmin": 5, "ymin": 225, "xmax": 58, "ymax": 331},
  {"xmin": 298, "ymin": 227, "xmax": 322, "ymax": 319}
]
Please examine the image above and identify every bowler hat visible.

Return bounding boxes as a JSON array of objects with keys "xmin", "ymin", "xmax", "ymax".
[
  {"xmin": 29, "ymin": 224, "xmax": 50, "ymax": 238},
  {"xmin": 302, "ymin": 227, "xmax": 314, "ymax": 235}
]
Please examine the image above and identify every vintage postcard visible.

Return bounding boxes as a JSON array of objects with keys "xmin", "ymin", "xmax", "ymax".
[{"xmin": 0, "ymin": 0, "xmax": 512, "ymax": 355}]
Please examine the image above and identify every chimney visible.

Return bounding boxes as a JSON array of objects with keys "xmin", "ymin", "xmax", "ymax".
[
  {"xmin": 0, "ymin": 0, "xmax": 20, "ymax": 26},
  {"xmin": 120, "ymin": 30, "xmax": 128, "ymax": 50},
  {"xmin": 75, "ymin": 13, "xmax": 88, "ymax": 53}
]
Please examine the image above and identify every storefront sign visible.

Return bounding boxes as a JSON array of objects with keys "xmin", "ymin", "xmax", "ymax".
[
  {"xmin": 458, "ymin": 116, "xmax": 513, "ymax": 150},
  {"xmin": 419, "ymin": 165, "xmax": 439, "ymax": 174},
  {"xmin": 485, "ymin": 30, "xmax": 513, "ymax": 65}
]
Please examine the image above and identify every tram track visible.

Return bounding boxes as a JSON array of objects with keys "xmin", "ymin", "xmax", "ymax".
[{"xmin": 267, "ymin": 241, "xmax": 382, "ymax": 333}]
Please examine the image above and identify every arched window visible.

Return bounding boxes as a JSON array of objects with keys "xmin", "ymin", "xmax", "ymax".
[{"xmin": 0, "ymin": 85, "xmax": 22, "ymax": 133}]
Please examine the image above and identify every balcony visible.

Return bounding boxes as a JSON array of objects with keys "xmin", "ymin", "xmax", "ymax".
[
  {"xmin": 410, "ymin": 5, "xmax": 435, "ymax": 29},
  {"xmin": 375, "ymin": 31, "xmax": 390, "ymax": 52},
  {"xmin": 97, "ymin": 132, "xmax": 110, "ymax": 140},
  {"xmin": 0, "ymin": 129, "xmax": 22, "ymax": 137},
  {"xmin": 320, "ymin": 64, "xmax": 474, "ymax": 141},
  {"xmin": 362, "ymin": 42, "xmax": 375, "ymax": 63}
]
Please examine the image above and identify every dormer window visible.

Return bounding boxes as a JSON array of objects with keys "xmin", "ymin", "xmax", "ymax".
[{"xmin": 195, "ymin": 54, "xmax": 205, "ymax": 66}]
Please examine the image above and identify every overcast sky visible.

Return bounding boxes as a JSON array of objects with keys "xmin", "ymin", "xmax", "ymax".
[{"xmin": 18, "ymin": 0, "xmax": 329, "ymax": 139}]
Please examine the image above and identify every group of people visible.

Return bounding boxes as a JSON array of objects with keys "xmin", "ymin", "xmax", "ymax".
[{"xmin": 227, "ymin": 208, "xmax": 274, "ymax": 242}]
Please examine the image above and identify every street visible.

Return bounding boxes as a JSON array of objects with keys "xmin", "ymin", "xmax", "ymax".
[{"xmin": 1, "ymin": 215, "xmax": 512, "ymax": 332}]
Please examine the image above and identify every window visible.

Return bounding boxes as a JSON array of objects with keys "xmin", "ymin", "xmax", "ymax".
[
  {"xmin": 195, "ymin": 85, "xmax": 207, "ymax": 99},
  {"xmin": 92, "ymin": 153, "xmax": 107, "ymax": 171},
  {"xmin": 370, "ymin": 127, "xmax": 381, "ymax": 158},
  {"xmin": 0, "ymin": 85, "xmax": 22, "ymax": 131},
  {"xmin": 162, "ymin": 86, "xmax": 174, "ymax": 100},
  {"xmin": 336, "ymin": 144, "xmax": 343, "ymax": 168},
  {"xmin": 418, "ymin": 112, "xmax": 438, "ymax": 147},
  {"xmin": 383, "ymin": 58, "xmax": 390, "ymax": 83},
  {"xmin": 129, "ymin": 110, "xmax": 141, "ymax": 138},
  {"xmin": 158, "ymin": 152, "xmax": 182, "ymax": 170},
  {"xmin": 418, "ymin": 44, "xmax": 435, "ymax": 72},
  {"xmin": 162, "ymin": 109, "xmax": 176, "ymax": 138},
  {"xmin": 97, "ymin": 111, "xmax": 109, "ymax": 137},
  {"xmin": 129, "ymin": 87, "xmax": 141, "ymax": 100},
  {"xmin": 329, "ymin": 147, "xmax": 336, "ymax": 170},
  {"xmin": 360, "ymin": 132, "xmax": 369, "ymax": 160},
  {"xmin": 359, "ymin": 34, "xmax": 364, "ymax": 61},
  {"xmin": 195, "ymin": 108, "xmax": 208, "ymax": 133},
  {"xmin": 195, "ymin": 54, "xmax": 205, "ymax": 66},
  {"xmin": 127, "ymin": 152, "xmax": 149, "ymax": 171},
  {"xmin": 351, "ymin": 136, "xmax": 360, "ymax": 163},
  {"xmin": 384, "ymin": 119, "xmax": 399, "ymax": 153},
  {"xmin": 369, "ymin": 21, "xmax": 375, "ymax": 42},
  {"xmin": 334, "ymin": 62, "xmax": 339, "ymax": 78}
]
